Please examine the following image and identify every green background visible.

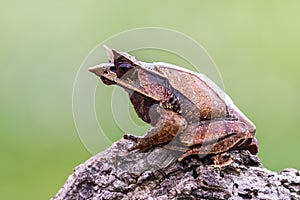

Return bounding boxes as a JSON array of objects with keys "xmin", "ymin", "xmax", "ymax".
[{"xmin": 1, "ymin": 1, "xmax": 299, "ymax": 199}]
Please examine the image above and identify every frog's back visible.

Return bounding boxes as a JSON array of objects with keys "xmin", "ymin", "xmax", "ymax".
[{"xmin": 154, "ymin": 62, "xmax": 230, "ymax": 120}]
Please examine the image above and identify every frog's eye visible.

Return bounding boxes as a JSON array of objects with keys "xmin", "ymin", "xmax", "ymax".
[
  {"xmin": 109, "ymin": 66, "xmax": 116, "ymax": 73},
  {"xmin": 119, "ymin": 62, "xmax": 133, "ymax": 71},
  {"xmin": 115, "ymin": 57, "xmax": 134, "ymax": 68},
  {"xmin": 116, "ymin": 64, "xmax": 133, "ymax": 78},
  {"xmin": 114, "ymin": 57, "xmax": 135, "ymax": 78}
]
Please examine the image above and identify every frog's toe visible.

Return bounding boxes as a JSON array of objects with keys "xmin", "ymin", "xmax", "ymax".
[
  {"xmin": 177, "ymin": 151, "xmax": 191, "ymax": 162},
  {"xmin": 126, "ymin": 142, "xmax": 151, "ymax": 153},
  {"xmin": 123, "ymin": 134, "xmax": 139, "ymax": 142},
  {"xmin": 246, "ymin": 138, "xmax": 258, "ymax": 155},
  {"xmin": 211, "ymin": 153, "xmax": 233, "ymax": 167},
  {"xmin": 123, "ymin": 134, "xmax": 156, "ymax": 152},
  {"xmin": 127, "ymin": 144, "xmax": 140, "ymax": 152}
]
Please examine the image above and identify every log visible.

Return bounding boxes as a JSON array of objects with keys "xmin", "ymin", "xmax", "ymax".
[{"xmin": 51, "ymin": 139, "xmax": 299, "ymax": 200}]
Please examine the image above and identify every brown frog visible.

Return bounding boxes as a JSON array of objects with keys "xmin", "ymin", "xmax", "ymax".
[{"xmin": 89, "ymin": 46, "xmax": 258, "ymax": 163}]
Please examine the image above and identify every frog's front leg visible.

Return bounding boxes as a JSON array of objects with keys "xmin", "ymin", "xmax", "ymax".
[
  {"xmin": 178, "ymin": 120, "xmax": 256, "ymax": 161},
  {"xmin": 124, "ymin": 109, "xmax": 186, "ymax": 152}
]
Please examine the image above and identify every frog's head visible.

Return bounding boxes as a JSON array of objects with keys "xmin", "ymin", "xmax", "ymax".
[
  {"xmin": 89, "ymin": 46, "xmax": 169, "ymax": 103},
  {"xmin": 89, "ymin": 46, "xmax": 141, "ymax": 85},
  {"xmin": 89, "ymin": 46, "xmax": 164, "ymax": 124}
]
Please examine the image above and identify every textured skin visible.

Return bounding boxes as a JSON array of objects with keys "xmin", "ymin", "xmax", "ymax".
[{"xmin": 156, "ymin": 64, "xmax": 228, "ymax": 121}]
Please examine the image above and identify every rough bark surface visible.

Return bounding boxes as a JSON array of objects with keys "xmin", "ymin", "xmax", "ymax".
[{"xmin": 52, "ymin": 139, "xmax": 299, "ymax": 200}]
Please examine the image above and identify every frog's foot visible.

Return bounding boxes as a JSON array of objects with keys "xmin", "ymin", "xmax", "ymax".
[
  {"xmin": 233, "ymin": 137, "xmax": 258, "ymax": 155},
  {"xmin": 177, "ymin": 142, "xmax": 239, "ymax": 163},
  {"xmin": 211, "ymin": 153, "xmax": 233, "ymax": 167},
  {"xmin": 123, "ymin": 134, "xmax": 154, "ymax": 152},
  {"xmin": 123, "ymin": 134, "xmax": 140, "ymax": 151},
  {"xmin": 123, "ymin": 134, "xmax": 139, "ymax": 142},
  {"xmin": 177, "ymin": 148, "xmax": 233, "ymax": 167},
  {"xmin": 246, "ymin": 138, "xmax": 259, "ymax": 155}
]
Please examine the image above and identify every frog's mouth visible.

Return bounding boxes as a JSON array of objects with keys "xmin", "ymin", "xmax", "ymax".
[{"xmin": 100, "ymin": 76, "xmax": 115, "ymax": 85}]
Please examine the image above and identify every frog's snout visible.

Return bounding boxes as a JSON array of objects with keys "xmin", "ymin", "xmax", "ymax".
[
  {"xmin": 88, "ymin": 65, "xmax": 100, "ymax": 75},
  {"xmin": 88, "ymin": 63, "xmax": 115, "ymax": 76}
]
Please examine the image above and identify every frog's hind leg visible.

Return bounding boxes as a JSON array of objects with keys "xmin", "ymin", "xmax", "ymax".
[
  {"xmin": 178, "ymin": 149, "xmax": 232, "ymax": 167},
  {"xmin": 178, "ymin": 132, "xmax": 251, "ymax": 162}
]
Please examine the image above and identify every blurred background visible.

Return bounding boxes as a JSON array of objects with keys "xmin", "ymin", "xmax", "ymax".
[{"xmin": 1, "ymin": 1, "xmax": 299, "ymax": 199}]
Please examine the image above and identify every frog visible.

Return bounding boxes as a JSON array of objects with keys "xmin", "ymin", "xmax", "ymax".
[{"xmin": 89, "ymin": 46, "xmax": 258, "ymax": 163}]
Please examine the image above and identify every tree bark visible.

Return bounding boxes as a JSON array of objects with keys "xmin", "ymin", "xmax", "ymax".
[{"xmin": 52, "ymin": 139, "xmax": 299, "ymax": 200}]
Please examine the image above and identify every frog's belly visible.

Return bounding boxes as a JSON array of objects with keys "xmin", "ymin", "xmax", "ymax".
[{"xmin": 129, "ymin": 92, "xmax": 160, "ymax": 125}]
